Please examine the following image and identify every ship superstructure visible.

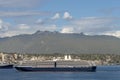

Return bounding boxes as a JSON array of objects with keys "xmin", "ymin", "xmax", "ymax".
[{"xmin": 15, "ymin": 55, "xmax": 96, "ymax": 72}]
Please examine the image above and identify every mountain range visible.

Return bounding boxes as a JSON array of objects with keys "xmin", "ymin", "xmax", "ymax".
[{"xmin": 0, "ymin": 31, "xmax": 120, "ymax": 54}]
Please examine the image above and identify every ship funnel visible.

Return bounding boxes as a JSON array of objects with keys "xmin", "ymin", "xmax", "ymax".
[
  {"xmin": 64, "ymin": 55, "xmax": 72, "ymax": 60},
  {"xmin": 64, "ymin": 55, "xmax": 68, "ymax": 60},
  {"xmin": 68, "ymin": 55, "xmax": 71, "ymax": 60}
]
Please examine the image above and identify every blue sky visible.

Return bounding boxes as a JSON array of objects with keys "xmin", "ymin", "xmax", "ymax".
[{"xmin": 0, "ymin": 0, "xmax": 120, "ymax": 37}]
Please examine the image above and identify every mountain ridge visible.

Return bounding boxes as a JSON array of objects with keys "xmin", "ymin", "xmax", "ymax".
[{"xmin": 0, "ymin": 31, "xmax": 120, "ymax": 54}]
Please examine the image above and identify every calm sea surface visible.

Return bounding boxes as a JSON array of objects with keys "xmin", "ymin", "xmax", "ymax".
[{"xmin": 0, "ymin": 66, "xmax": 120, "ymax": 80}]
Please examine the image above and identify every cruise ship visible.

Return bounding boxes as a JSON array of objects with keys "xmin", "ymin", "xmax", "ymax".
[{"xmin": 15, "ymin": 55, "xmax": 96, "ymax": 72}]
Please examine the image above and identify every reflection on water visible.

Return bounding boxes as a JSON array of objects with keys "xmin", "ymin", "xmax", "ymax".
[{"xmin": 0, "ymin": 66, "xmax": 120, "ymax": 80}]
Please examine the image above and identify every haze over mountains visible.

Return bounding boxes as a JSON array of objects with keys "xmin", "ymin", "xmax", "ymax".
[{"xmin": 0, "ymin": 31, "xmax": 120, "ymax": 54}]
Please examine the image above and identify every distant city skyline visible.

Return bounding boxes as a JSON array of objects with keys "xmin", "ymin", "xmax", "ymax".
[{"xmin": 0, "ymin": 0, "xmax": 120, "ymax": 37}]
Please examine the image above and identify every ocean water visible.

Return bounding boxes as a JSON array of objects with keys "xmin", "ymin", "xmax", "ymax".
[{"xmin": 0, "ymin": 66, "xmax": 120, "ymax": 80}]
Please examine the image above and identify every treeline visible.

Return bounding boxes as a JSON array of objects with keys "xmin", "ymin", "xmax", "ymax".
[
  {"xmin": 3, "ymin": 53, "xmax": 120, "ymax": 65},
  {"xmin": 72, "ymin": 54, "xmax": 120, "ymax": 65}
]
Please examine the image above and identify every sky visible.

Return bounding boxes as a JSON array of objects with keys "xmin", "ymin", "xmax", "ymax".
[{"xmin": 0, "ymin": 0, "xmax": 120, "ymax": 37}]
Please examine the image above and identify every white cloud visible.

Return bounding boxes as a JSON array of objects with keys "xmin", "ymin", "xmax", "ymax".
[
  {"xmin": 0, "ymin": 30, "xmax": 33, "ymax": 37},
  {"xmin": 0, "ymin": 0, "xmax": 45, "ymax": 8},
  {"xmin": 0, "ymin": 17, "xmax": 58, "ymax": 37},
  {"xmin": 0, "ymin": 31, "xmax": 19, "ymax": 37},
  {"xmin": 0, "ymin": 11, "xmax": 50, "ymax": 17},
  {"xmin": 63, "ymin": 12, "xmax": 73, "ymax": 20},
  {"xmin": 61, "ymin": 27, "xmax": 74, "ymax": 33},
  {"xmin": 104, "ymin": 31, "xmax": 120, "ymax": 38},
  {"xmin": 36, "ymin": 19, "xmax": 45, "ymax": 25},
  {"xmin": 0, "ymin": 19, "xmax": 9, "ymax": 32},
  {"xmin": 60, "ymin": 17, "xmax": 120, "ymax": 38},
  {"xmin": 1, "ymin": 15, "xmax": 120, "ymax": 38},
  {"xmin": 0, "ymin": 0, "xmax": 51, "ymax": 18},
  {"xmin": 51, "ymin": 13, "xmax": 60, "ymax": 20},
  {"xmin": 35, "ymin": 24, "xmax": 57, "ymax": 31},
  {"xmin": 0, "ymin": 20, "xmax": 3, "ymax": 29},
  {"xmin": 71, "ymin": 17, "xmax": 120, "ymax": 33},
  {"xmin": 18, "ymin": 24, "xmax": 30, "ymax": 30}
]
